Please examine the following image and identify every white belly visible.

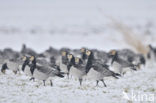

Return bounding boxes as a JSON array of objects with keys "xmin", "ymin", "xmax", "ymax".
[
  {"xmin": 112, "ymin": 62, "xmax": 133, "ymax": 75},
  {"xmin": 60, "ymin": 63, "xmax": 68, "ymax": 73},
  {"xmin": 18, "ymin": 65, "xmax": 22, "ymax": 71},
  {"xmin": 33, "ymin": 69, "xmax": 49, "ymax": 80},
  {"xmin": 70, "ymin": 66, "xmax": 85, "ymax": 79},
  {"xmin": 112, "ymin": 62, "xmax": 122, "ymax": 74},
  {"xmin": 122, "ymin": 67, "xmax": 132, "ymax": 74},
  {"xmin": 24, "ymin": 66, "xmax": 32, "ymax": 77},
  {"xmin": 87, "ymin": 68, "xmax": 104, "ymax": 80}
]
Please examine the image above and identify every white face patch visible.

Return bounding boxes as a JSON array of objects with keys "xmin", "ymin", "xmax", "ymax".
[
  {"xmin": 81, "ymin": 48, "xmax": 85, "ymax": 52},
  {"xmin": 69, "ymin": 55, "xmax": 73, "ymax": 59},
  {"xmin": 75, "ymin": 57, "xmax": 79, "ymax": 63},
  {"xmin": 30, "ymin": 56, "xmax": 34, "ymax": 61},
  {"xmin": 61, "ymin": 51, "xmax": 67, "ymax": 56},
  {"xmin": 110, "ymin": 50, "xmax": 116, "ymax": 55},
  {"xmin": 22, "ymin": 56, "xmax": 27, "ymax": 61},
  {"xmin": 86, "ymin": 50, "xmax": 91, "ymax": 56}
]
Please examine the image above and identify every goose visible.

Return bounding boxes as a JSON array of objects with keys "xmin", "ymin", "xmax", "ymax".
[
  {"xmin": 67, "ymin": 54, "xmax": 87, "ymax": 85},
  {"xmin": 109, "ymin": 50, "xmax": 137, "ymax": 75},
  {"xmin": 22, "ymin": 56, "xmax": 35, "ymax": 81},
  {"xmin": 29, "ymin": 56, "xmax": 64, "ymax": 86},
  {"xmin": 85, "ymin": 50, "xmax": 121, "ymax": 87},
  {"xmin": 59, "ymin": 51, "xmax": 70, "ymax": 78}
]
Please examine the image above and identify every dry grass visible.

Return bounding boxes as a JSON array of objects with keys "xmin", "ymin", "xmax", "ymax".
[
  {"xmin": 107, "ymin": 16, "xmax": 149, "ymax": 55},
  {"xmin": 96, "ymin": 8, "xmax": 148, "ymax": 55}
]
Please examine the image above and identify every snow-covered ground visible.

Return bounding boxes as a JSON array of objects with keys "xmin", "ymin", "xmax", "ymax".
[
  {"xmin": 0, "ymin": 61, "xmax": 155, "ymax": 103},
  {"xmin": 0, "ymin": 0, "xmax": 156, "ymax": 103}
]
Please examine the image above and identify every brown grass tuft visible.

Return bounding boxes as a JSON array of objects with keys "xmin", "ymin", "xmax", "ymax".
[
  {"xmin": 97, "ymin": 8, "xmax": 149, "ymax": 55},
  {"xmin": 108, "ymin": 17, "xmax": 148, "ymax": 55}
]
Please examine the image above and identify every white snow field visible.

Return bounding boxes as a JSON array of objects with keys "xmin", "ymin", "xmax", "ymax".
[
  {"xmin": 0, "ymin": 0, "xmax": 156, "ymax": 103},
  {"xmin": 0, "ymin": 62, "xmax": 155, "ymax": 103}
]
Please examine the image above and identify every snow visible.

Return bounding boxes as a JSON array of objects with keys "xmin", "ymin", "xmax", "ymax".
[
  {"xmin": 0, "ymin": 62, "xmax": 155, "ymax": 103},
  {"xmin": 0, "ymin": 0, "xmax": 156, "ymax": 103}
]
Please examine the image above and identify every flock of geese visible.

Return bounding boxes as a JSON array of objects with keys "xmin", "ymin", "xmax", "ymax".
[{"xmin": 0, "ymin": 44, "xmax": 155, "ymax": 87}]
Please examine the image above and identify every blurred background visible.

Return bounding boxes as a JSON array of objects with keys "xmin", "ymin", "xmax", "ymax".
[{"xmin": 0, "ymin": 0, "xmax": 156, "ymax": 53}]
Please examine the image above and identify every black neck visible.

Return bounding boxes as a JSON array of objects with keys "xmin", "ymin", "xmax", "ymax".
[
  {"xmin": 111, "ymin": 53, "xmax": 118, "ymax": 65},
  {"xmin": 81, "ymin": 52, "xmax": 87, "ymax": 60},
  {"xmin": 22, "ymin": 59, "xmax": 29, "ymax": 71},
  {"xmin": 30, "ymin": 58, "xmax": 36, "ymax": 75},
  {"xmin": 69, "ymin": 56, "xmax": 75, "ymax": 65},
  {"xmin": 85, "ymin": 51, "xmax": 94, "ymax": 73}
]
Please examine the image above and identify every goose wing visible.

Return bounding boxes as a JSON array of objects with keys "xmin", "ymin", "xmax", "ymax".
[{"xmin": 36, "ymin": 65, "xmax": 52, "ymax": 74}]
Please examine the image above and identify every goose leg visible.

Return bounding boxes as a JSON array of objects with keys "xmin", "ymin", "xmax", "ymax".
[
  {"xmin": 43, "ymin": 80, "xmax": 46, "ymax": 86},
  {"xmin": 67, "ymin": 73, "xmax": 69, "ymax": 79},
  {"xmin": 50, "ymin": 80, "xmax": 53, "ymax": 87},
  {"xmin": 101, "ymin": 79, "xmax": 107, "ymax": 87},
  {"xmin": 79, "ymin": 78, "xmax": 83, "ymax": 86},
  {"xmin": 33, "ymin": 78, "xmax": 35, "ymax": 82},
  {"xmin": 96, "ymin": 80, "xmax": 99, "ymax": 86}
]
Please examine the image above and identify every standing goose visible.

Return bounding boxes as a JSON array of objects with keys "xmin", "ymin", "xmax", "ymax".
[
  {"xmin": 80, "ymin": 48, "xmax": 88, "ymax": 62},
  {"xmin": 67, "ymin": 54, "xmax": 86, "ymax": 86},
  {"xmin": 22, "ymin": 56, "xmax": 35, "ymax": 81},
  {"xmin": 117, "ymin": 49, "xmax": 146, "ymax": 69},
  {"xmin": 4, "ymin": 59, "xmax": 20, "ymax": 74},
  {"xmin": 60, "ymin": 51, "xmax": 70, "ymax": 78},
  {"xmin": 29, "ymin": 56, "xmax": 64, "ymax": 86},
  {"xmin": 109, "ymin": 50, "xmax": 137, "ymax": 75},
  {"xmin": 1, "ymin": 48, "xmax": 21, "ymax": 74},
  {"xmin": 85, "ymin": 50, "xmax": 121, "ymax": 87}
]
